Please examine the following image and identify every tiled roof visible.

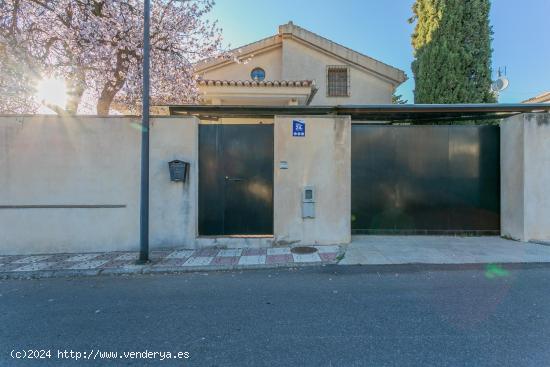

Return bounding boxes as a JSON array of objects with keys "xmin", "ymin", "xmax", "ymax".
[
  {"xmin": 198, "ymin": 79, "xmax": 314, "ymax": 87},
  {"xmin": 522, "ymin": 92, "xmax": 550, "ymax": 103},
  {"xmin": 195, "ymin": 22, "xmax": 406, "ymax": 85}
]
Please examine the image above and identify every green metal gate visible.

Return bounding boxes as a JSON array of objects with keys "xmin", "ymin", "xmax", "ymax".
[{"xmin": 351, "ymin": 125, "xmax": 500, "ymax": 234}]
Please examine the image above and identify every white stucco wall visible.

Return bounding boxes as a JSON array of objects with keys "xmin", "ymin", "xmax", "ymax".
[
  {"xmin": 500, "ymin": 117, "xmax": 524, "ymax": 239},
  {"xmin": 0, "ymin": 116, "xmax": 199, "ymax": 255},
  {"xmin": 273, "ymin": 115, "xmax": 351, "ymax": 246},
  {"xmin": 200, "ymin": 46, "xmax": 283, "ymax": 81},
  {"xmin": 501, "ymin": 113, "xmax": 550, "ymax": 242},
  {"xmin": 2, "ymin": 112, "xmax": 358, "ymax": 254},
  {"xmin": 281, "ymin": 39, "xmax": 394, "ymax": 105}
]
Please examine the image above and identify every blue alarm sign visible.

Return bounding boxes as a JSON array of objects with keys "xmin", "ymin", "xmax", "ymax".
[{"xmin": 292, "ymin": 120, "xmax": 305, "ymax": 137}]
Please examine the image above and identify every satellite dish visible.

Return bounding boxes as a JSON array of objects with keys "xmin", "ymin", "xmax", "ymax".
[{"xmin": 491, "ymin": 76, "xmax": 509, "ymax": 93}]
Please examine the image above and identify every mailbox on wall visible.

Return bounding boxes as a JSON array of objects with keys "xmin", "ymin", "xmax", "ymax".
[{"xmin": 168, "ymin": 160, "xmax": 189, "ymax": 182}]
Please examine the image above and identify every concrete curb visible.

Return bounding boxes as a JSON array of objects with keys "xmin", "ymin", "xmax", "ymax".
[
  {"xmin": 4, "ymin": 260, "xmax": 550, "ymax": 280},
  {"xmin": 335, "ymin": 261, "xmax": 550, "ymax": 274},
  {"xmin": 530, "ymin": 239, "xmax": 550, "ymax": 247},
  {"xmin": 5, "ymin": 260, "xmax": 550, "ymax": 280},
  {"xmin": 0, "ymin": 260, "xmax": 337, "ymax": 280}
]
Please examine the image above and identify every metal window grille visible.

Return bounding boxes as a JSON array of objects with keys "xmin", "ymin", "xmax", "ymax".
[{"xmin": 327, "ymin": 66, "xmax": 350, "ymax": 97}]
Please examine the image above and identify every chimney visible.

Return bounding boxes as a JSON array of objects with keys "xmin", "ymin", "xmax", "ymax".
[{"xmin": 279, "ymin": 21, "xmax": 295, "ymax": 35}]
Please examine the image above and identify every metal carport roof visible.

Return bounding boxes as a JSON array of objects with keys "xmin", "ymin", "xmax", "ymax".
[{"xmin": 166, "ymin": 103, "xmax": 550, "ymax": 123}]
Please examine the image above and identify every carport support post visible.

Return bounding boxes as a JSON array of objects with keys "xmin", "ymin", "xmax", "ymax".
[{"xmin": 138, "ymin": 0, "xmax": 151, "ymax": 263}]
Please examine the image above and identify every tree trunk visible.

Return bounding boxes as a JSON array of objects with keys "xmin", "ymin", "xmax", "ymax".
[
  {"xmin": 65, "ymin": 72, "xmax": 86, "ymax": 115},
  {"xmin": 96, "ymin": 78, "xmax": 126, "ymax": 115},
  {"xmin": 96, "ymin": 89, "xmax": 116, "ymax": 116},
  {"xmin": 95, "ymin": 50, "xmax": 130, "ymax": 116}
]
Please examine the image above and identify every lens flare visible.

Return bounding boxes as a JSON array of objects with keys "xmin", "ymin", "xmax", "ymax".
[
  {"xmin": 485, "ymin": 263, "xmax": 509, "ymax": 279},
  {"xmin": 36, "ymin": 78, "xmax": 67, "ymax": 110}
]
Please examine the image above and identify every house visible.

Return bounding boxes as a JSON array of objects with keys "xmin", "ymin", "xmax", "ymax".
[
  {"xmin": 522, "ymin": 92, "xmax": 550, "ymax": 104},
  {"xmin": 193, "ymin": 22, "xmax": 407, "ymax": 106},
  {"xmin": 3, "ymin": 24, "xmax": 550, "ymax": 257}
]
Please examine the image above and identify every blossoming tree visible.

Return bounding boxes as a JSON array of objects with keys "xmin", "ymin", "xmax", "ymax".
[{"xmin": 0, "ymin": 0, "xmax": 224, "ymax": 115}]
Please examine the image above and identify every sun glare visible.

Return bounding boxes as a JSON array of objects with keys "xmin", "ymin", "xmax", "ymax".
[{"xmin": 36, "ymin": 78, "xmax": 68, "ymax": 110}]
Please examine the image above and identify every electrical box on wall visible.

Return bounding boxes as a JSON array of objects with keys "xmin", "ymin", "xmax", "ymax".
[{"xmin": 302, "ymin": 185, "xmax": 315, "ymax": 218}]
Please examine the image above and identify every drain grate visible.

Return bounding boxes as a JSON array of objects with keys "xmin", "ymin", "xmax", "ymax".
[{"xmin": 290, "ymin": 246, "xmax": 318, "ymax": 254}]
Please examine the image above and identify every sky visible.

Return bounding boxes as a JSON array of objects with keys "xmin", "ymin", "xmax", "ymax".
[{"xmin": 208, "ymin": 0, "xmax": 550, "ymax": 103}]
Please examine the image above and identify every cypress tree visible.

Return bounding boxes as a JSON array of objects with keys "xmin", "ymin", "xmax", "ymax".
[{"xmin": 410, "ymin": 0, "xmax": 496, "ymax": 104}]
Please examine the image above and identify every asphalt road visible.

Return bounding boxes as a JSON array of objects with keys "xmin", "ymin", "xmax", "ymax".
[{"xmin": 2, "ymin": 264, "xmax": 550, "ymax": 367}]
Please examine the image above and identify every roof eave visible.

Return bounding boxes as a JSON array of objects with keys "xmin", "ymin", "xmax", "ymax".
[
  {"xmin": 522, "ymin": 92, "xmax": 550, "ymax": 104},
  {"xmin": 279, "ymin": 22, "xmax": 407, "ymax": 85},
  {"xmin": 194, "ymin": 22, "xmax": 407, "ymax": 85},
  {"xmin": 194, "ymin": 35, "xmax": 281, "ymax": 73}
]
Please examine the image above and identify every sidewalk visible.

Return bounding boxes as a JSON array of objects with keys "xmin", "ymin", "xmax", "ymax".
[
  {"xmin": 340, "ymin": 236, "xmax": 550, "ymax": 265},
  {"xmin": 0, "ymin": 245, "xmax": 342, "ymax": 279},
  {"xmin": 4, "ymin": 236, "xmax": 550, "ymax": 279}
]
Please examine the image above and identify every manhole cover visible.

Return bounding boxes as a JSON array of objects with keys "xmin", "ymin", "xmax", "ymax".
[{"xmin": 290, "ymin": 246, "xmax": 318, "ymax": 254}]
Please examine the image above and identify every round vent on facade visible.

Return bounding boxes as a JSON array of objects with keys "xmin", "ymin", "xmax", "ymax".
[{"xmin": 251, "ymin": 67, "xmax": 266, "ymax": 81}]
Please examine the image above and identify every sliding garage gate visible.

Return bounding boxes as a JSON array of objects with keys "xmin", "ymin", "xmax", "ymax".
[{"xmin": 351, "ymin": 125, "xmax": 500, "ymax": 234}]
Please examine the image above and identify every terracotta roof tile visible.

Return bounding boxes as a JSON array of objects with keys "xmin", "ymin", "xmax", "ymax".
[{"xmin": 198, "ymin": 79, "xmax": 314, "ymax": 87}]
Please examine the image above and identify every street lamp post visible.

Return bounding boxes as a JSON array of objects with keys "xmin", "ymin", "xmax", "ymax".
[{"xmin": 138, "ymin": 0, "xmax": 151, "ymax": 263}]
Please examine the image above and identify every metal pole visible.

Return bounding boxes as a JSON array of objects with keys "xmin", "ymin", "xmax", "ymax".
[{"xmin": 138, "ymin": 0, "xmax": 151, "ymax": 263}]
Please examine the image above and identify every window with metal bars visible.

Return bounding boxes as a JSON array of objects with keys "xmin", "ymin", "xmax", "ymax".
[{"xmin": 327, "ymin": 66, "xmax": 350, "ymax": 97}]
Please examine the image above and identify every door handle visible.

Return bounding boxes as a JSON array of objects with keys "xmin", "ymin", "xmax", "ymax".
[{"xmin": 225, "ymin": 176, "xmax": 245, "ymax": 181}]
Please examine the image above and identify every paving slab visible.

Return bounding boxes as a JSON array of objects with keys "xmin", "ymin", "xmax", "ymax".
[
  {"xmin": 165, "ymin": 250, "xmax": 194, "ymax": 259},
  {"xmin": 292, "ymin": 252, "xmax": 322, "ymax": 263},
  {"xmin": 238, "ymin": 255, "xmax": 266, "ymax": 265},
  {"xmin": 69, "ymin": 260, "xmax": 109, "ymax": 270},
  {"xmin": 183, "ymin": 256, "xmax": 214, "ymax": 266},
  {"xmin": 113, "ymin": 253, "xmax": 139, "ymax": 261},
  {"xmin": 242, "ymin": 248, "xmax": 267, "ymax": 256},
  {"xmin": 218, "ymin": 249, "xmax": 243, "ymax": 257},
  {"xmin": 12, "ymin": 255, "xmax": 51, "ymax": 264},
  {"xmin": 340, "ymin": 235, "xmax": 550, "ymax": 265},
  {"xmin": 14, "ymin": 262, "xmax": 57, "ymax": 272},
  {"xmin": 0, "ymin": 245, "xmax": 341, "ymax": 279},
  {"xmin": 315, "ymin": 245, "xmax": 340, "ymax": 253},
  {"xmin": 267, "ymin": 248, "xmax": 291, "ymax": 255},
  {"xmin": 66, "ymin": 253, "xmax": 100, "ymax": 262}
]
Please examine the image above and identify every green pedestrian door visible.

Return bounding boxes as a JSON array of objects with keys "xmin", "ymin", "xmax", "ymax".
[{"xmin": 198, "ymin": 124, "xmax": 274, "ymax": 236}]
